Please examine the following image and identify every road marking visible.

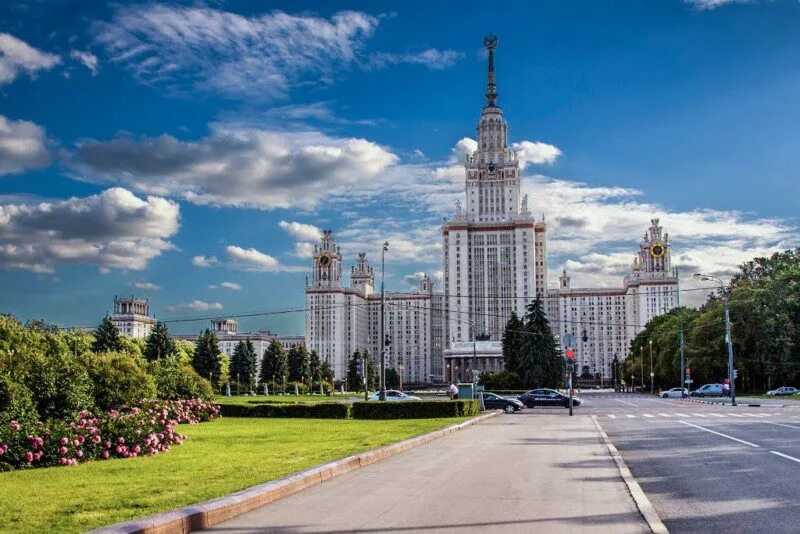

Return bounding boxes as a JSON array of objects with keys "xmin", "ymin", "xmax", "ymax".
[
  {"xmin": 614, "ymin": 399, "xmax": 639, "ymax": 407},
  {"xmin": 710, "ymin": 413, "xmax": 726, "ymax": 418},
  {"xmin": 626, "ymin": 414, "xmax": 636, "ymax": 418},
  {"xmin": 643, "ymin": 413, "xmax": 654, "ymax": 418},
  {"xmin": 659, "ymin": 413, "xmax": 671, "ymax": 417},
  {"xmin": 607, "ymin": 414, "xmax": 617, "ymax": 419},
  {"xmin": 763, "ymin": 421, "xmax": 800, "ymax": 430},
  {"xmin": 679, "ymin": 421, "xmax": 760, "ymax": 447},
  {"xmin": 674, "ymin": 413, "xmax": 689, "ymax": 417},
  {"xmin": 770, "ymin": 451, "xmax": 800, "ymax": 464},
  {"xmin": 691, "ymin": 413, "xmax": 707, "ymax": 418},
  {"xmin": 728, "ymin": 413, "xmax": 746, "ymax": 418}
]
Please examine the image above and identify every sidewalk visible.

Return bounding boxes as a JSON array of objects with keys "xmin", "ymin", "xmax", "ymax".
[{"xmin": 205, "ymin": 412, "xmax": 650, "ymax": 533}]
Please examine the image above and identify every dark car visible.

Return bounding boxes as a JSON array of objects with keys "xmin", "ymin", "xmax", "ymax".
[
  {"xmin": 481, "ymin": 392, "xmax": 525, "ymax": 414},
  {"xmin": 517, "ymin": 388, "xmax": 581, "ymax": 408}
]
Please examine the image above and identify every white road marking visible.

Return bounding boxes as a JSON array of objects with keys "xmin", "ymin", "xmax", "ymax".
[
  {"xmin": 659, "ymin": 413, "xmax": 671, "ymax": 417},
  {"xmin": 626, "ymin": 414, "xmax": 636, "ymax": 418},
  {"xmin": 770, "ymin": 451, "xmax": 800, "ymax": 464},
  {"xmin": 679, "ymin": 421, "xmax": 760, "ymax": 447},
  {"xmin": 691, "ymin": 413, "xmax": 707, "ymax": 418},
  {"xmin": 728, "ymin": 413, "xmax": 746, "ymax": 418},
  {"xmin": 710, "ymin": 413, "xmax": 726, "ymax": 418},
  {"xmin": 763, "ymin": 421, "xmax": 800, "ymax": 430},
  {"xmin": 614, "ymin": 399, "xmax": 639, "ymax": 407},
  {"xmin": 674, "ymin": 413, "xmax": 689, "ymax": 417},
  {"xmin": 643, "ymin": 414, "xmax": 654, "ymax": 418},
  {"xmin": 607, "ymin": 414, "xmax": 617, "ymax": 419}
]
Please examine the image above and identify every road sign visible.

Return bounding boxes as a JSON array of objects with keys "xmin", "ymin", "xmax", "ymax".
[{"xmin": 685, "ymin": 379, "xmax": 694, "ymax": 384}]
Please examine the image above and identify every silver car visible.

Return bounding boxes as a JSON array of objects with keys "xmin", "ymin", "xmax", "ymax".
[
  {"xmin": 369, "ymin": 390, "xmax": 421, "ymax": 401},
  {"xmin": 661, "ymin": 387, "xmax": 688, "ymax": 398},
  {"xmin": 766, "ymin": 387, "xmax": 799, "ymax": 396}
]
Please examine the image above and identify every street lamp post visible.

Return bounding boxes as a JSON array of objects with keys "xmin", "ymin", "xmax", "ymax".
[
  {"xmin": 639, "ymin": 346, "xmax": 644, "ymax": 391},
  {"xmin": 379, "ymin": 241, "xmax": 389, "ymax": 401},
  {"xmin": 649, "ymin": 339, "xmax": 654, "ymax": 394},
  {"xmin": 694, "ymin": 273, "xmax": 736, "ymax": 406},
  {"xmin": 676, "ymin": 268, "xmax": 687, "ymax": 397}
]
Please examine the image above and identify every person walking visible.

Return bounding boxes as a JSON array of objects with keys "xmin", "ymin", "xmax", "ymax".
[{"xmin": 448, "ymin": 382, "xmax": 459, "ymax": 400}]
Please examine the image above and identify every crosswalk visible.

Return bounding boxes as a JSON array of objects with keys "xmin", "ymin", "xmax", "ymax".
[{"xmin": 603, "ymin": 412, "xmax": 784, "ymax": 419}]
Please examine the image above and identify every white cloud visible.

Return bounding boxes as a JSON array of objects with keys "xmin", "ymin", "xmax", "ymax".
[
  {"xmin": 0, "ymin": 33, "xmax": 60, "ymax": 86},
  {"xmin": 133, "ymin": 281, "xmax": 161, "ymax": 291},
  {"xmin": 294, "ymin": 242, "xmax": 315, "ymax": 259},
  {"xmin": 403, "ymin": 271, "xmax": 427, "ymax": 287},
  {"xmin": 226, "ymin": 245, "xmax": 284, "ymax": 272},
  {"xmin": 0, "ymin": 188, "xmax": 179, "ymax": 273},
  {"xmin": 279, "ymin": 220, "xmax": 323, "ymax": 241},
  {"xmin": 368, "ymin": 48, "xmax": 464, "ymax": 70},
  {"xmin": 70, "ymin": 126, "xmax": 399, "ymax": 210},
  {"xmin": 70, "ymin": 50, "xmax": 99, "ymax": 75},
  {"xmin": 192, "ymin": 255, "xmax": 217, "ymax": 267},
  {"xmin": 511, "ymin": 141, "xmax": 562, "ymax": 167},
  {"xmin": 221, "ymin": 281, "xmax": 242, "ymax": 291},
  {"xmin": 684, "ymin": 0, "xmax": 751, "ymax": 10},
  {"xmin": 0, "ymin": 115, "xmax": 51, "ymax": 175},
  {"xmin": 167, "ymin": 300, "xmax": 223, "ymax": 312},
  {"xmin": 93, "ymin": 5, "xmax": 378, "ymax": 100}
]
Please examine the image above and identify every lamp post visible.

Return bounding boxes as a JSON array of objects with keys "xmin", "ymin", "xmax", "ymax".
[
  {"xmin": 649, "ymin": 339, "xmax": 654, "ymax": 394},
  {"xmin": 694, "ymin": 273, "xmax": 736, "ymax": 406},
  {"xmin": 379, "ymin": 241, "xmax": 389, "ymax": 401},
  {"xmin": 639, "ymin": 346, "xmax": 644, "ymax": 391},
  {"xmin": 676, "ymin": 268, "xmax": 687, "ymax": 397}
]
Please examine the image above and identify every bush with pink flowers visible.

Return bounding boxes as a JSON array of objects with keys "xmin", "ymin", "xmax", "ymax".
[{"xmin": 0, "ymin": 399, "xmax": 220, "ymax": 471}]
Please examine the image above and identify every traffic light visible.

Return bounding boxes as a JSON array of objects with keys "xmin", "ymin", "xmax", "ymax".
[
  {"xmin": 565, "ymin": 348, "xmax": 574, "ymax": 360},
  {"xmin": 733, "ymin": 369, "xmax": 738, "ymax": 379}
]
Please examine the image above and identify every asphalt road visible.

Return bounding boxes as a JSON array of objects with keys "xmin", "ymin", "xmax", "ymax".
[{"xmin": 582, "ymin": 392, "xmax": 800, "ymax": 533}]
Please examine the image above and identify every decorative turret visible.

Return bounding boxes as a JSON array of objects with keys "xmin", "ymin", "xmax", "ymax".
[
  {"xmin": 311, "ymin": 229, "xmax": 343, "ymax": 289},
  {"xmin": 350, "ymin": 252, "xmax": 375, "ymax": 296}
]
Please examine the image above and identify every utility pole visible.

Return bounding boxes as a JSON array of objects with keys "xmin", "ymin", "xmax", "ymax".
[
  {"xmin": 695, "ymin": 273, "xmax": 736, "ymax": 406},
  {"xmin": 640, "ymin": 345, "xmax": 644, "ymax": 391},
  {"xmin": 649, "ymin": 339, "xmax": 654, "ymax": 394},
  {"xmin": 379, "ymin": 241, "xmax": 389, "ymax": 401},
  {"xmin": 676, "ymin": 268, "xmax": 687, "ymax": 397}
]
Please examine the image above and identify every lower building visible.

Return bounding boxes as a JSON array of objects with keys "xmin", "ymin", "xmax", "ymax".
[{"xmin": 110, "ymin": 296, "xmax": 156, "ymax": 338}]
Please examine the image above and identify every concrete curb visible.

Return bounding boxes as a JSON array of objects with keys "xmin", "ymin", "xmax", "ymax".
[
  {"xmin": 591, "ymin": 415, "xmax": 669, "ymax": 534},
  {"xmin": 683, "ymin": 398, "xmax": 784, "ymax": 408},
  {"xmin": 90, "ymin": 411, "xmax": 501, "ymax": 534}
]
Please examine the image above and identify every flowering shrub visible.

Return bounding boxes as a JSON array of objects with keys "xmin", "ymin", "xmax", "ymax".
[{"xmin": 0, "ymin": 398, "xmax": 219, "ymax": 471}]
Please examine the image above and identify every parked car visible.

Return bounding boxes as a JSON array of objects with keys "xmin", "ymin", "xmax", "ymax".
[
  {"xmin": 766, "ymin": 386, "xmax": 799, "ymax": 396},
  {"xmin": 369, "ymin": 390, "xmax": 421, "ymax": 401},
  {"xmin": 481, "ymin": 392, "xmax": 525, "ymax": 414},
  {"xmin": 690, "ymin": 384, "xmax": 725, "ymax": 397},
  {"xmin": 661, "ymin": 387, "xmax": 688, "ymax": 398},
  {"xmin": 517, "ymin": 388, "xmax": 581, "ymax": 408}
]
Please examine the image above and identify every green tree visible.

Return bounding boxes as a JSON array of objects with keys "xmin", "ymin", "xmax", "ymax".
[
  {"xmin": 321, "ymin": 357, "xmax": 335, "ymax": 386},
  {"xmin": 259, "ymin": 340, "xmax": 288, "ymax": 388},
  {"xmin": 92, "ymin": 316, "xmax": 122, "ymax": 353},
  {"xmin": 501, "ymin": 311, "xmax": 524, "ymax": 374},
  {"xmin": 518, "ymin": 297, "xmax": 562, "ymax": 388},
  {"xmin": 347, "ymin": 349, "xmax": 363, "ymax": 392},
  {"xmin": 363, "ymin": 348, "xmax": 377, "ymax": 391},
  {"xmin": 287, "ymin": 345, "xmax": 311, "ymax": 383},
  {"xmin": 192, "ymin": 329, "xmax": 223, "ymax": 388},
  {"xmin": 143, "ymin": 321, "xmax": 175, "ymax": 362},
  {"xmin": 309, "ymin": 349, "xmax": 322, "ymax": 386},
  {"xmin": 384, "ymin": 367, "xmax": 399, "ymax": 389},
  {"xmin": 230, "ymin": 339, "xmax": 257, "ymax": 392}
]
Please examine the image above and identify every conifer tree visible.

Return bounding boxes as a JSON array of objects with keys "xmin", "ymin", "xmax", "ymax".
[
  {"xmin": 259, "ymin": 339, "xmax": 287, "ymax": 387},
  {"xmin": 230, "ymin": 338, "xmax": 257, "ymax": 392},
  {"xmin": 143, "ymin": 321, "xmax": 175, "ymax": 362},
  {"xmin": 347, "ymin": 349, "xmax": 363, "ymax": 392},
  {"xmin": 309, "ymin": 349, "xmax": 322, "ymax": 386},
  {"xmin": 287, "ymin": 345, "xmax": 310, "ymax": 383},
  {"xmin": 502, "ymin": 311, "xmax": 524, "ymax": 375},
  {"xmin": 192, "ymin": 329, "xmax": 222, "ymax": 387},
  {"xmin": 92, "ymin": 315, "xmax": 123, "ymax": 353},
  {"xmin": 519, "ymin": 297, "xmax": 562, "ymax": 388}
]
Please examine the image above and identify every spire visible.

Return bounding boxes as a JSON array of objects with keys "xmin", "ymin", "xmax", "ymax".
[{"xmin": 483, "ymin": 33, "xmax": 499, "ymax": 107}]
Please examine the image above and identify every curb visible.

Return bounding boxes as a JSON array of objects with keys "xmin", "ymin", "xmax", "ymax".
[
  {"xmin": 684, "ymin": 399, "xmax": 783, "ymax": 408},
  {"xmin": 591, "ymin": 415, "xmax": 668, "ymax": 534},
  {"xmin": 90, "ymin": 411, "xmax": 501, "ymax": 534}
]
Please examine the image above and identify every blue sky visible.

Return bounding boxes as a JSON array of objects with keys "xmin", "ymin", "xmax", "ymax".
[{"xmin": 1, "ymin": 0, "xmax": 798, "ymax": 335}]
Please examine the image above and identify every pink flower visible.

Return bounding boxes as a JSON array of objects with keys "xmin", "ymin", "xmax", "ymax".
[
  {"xmin": 76, "ymin": 450, "xmax": 84, "ymax": 458},
  {"xmin": 118, "ymin": 437, "xmax": 125, "ymax": 444},
  {"xmin": 93, "ymin": 435, "xmax": 101, "ymax": 444},
  {"xmin": 10, "ymin": 421, "xmax": 20, "ymax": 431},
  {"xmin": 60, "ymin": 437, "xmax": 68, "ymax": 445},
  {"xmin": 59, "ymin": 446, "xmax": 68, "ymax": 455},
  {"xmin": 24, "ymin": 451, "xmax": 33, "ymax": 463},
  {"xmin": 132, "ymin": 445, "xmax": 141, "ymax": 453},
  {"xmin": 73, "ymin": 439, "xmax": 80, "ymax": 447},
  {"xmin": 102, "ymin": 450, "xmax": 110, "ymax": 459}
]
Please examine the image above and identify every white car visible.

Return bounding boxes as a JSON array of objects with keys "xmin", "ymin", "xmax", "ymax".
[
  {"xmin": 766, "ymin": 386, "xmax": 799, "ymax": 396},
  {"xmin": 369, "ymin": 390, "xmax": 421, "ymax": 401},
  {"xmin": 661, "ymin": 387, "xmax": 688, "ymax": 398}
]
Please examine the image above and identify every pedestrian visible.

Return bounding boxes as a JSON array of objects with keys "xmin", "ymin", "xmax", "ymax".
[{"xmin": 448, "ymin": 382, "xmax": 459, "ymax": 400}]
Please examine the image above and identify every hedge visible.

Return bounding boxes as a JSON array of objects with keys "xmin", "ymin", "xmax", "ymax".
[
  {"xmin": 216, "ymin": 402, "xmax": 349, "ymax": 419},
  {"xmin": 351, "ymin": 400, "xmax": 480, "ymax": 419}
]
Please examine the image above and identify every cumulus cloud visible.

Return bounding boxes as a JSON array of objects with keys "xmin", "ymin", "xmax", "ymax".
[
  {"xmin": 192, "ymin": 255, "xmax": 217, "ymax": 267},
  {"xmin": 511, "ymin": 141, "xmax": 562, "ymax": 167},
  {"xmin": 0, "ymin": 33, "xmax": 60, "ymax": 86},
  {"xmin": 220, "ymin": 281, "xmax": 242, "ymax": 291},
  {"xmin": 0, "ymin": 188, "xmax": 179, "ymax": 273},
  {"xmin": 70, "ymin": 50, "xmax": 99, "ymax": 75},
  {"xmin": 70, "ymin": 126, "xmax": 399, "ymax": 210},
  {"xmin": 133, "ymin": 281, "xmax": 161, "ymax": 291},
  {"xmin": 403, "ymin": 271, "xmax": 427, "ymax": 287},
  {"xmin": 294, "ymin": 241, "xmax": 315, "ymax": 259},
  {"xmin": 225, "ymin": 245, "xmax": 303, "ymax": 272},
  {"xmin": 279, "ymin": 220, "xmax": 323, "ymax": 241},
  {"xmin": 167, "ymin": 300, "xmax": 223, "ymax": 312},
  {"xmin": 0, "ymin": 115, "xmax": 51, "ymax": 175}
]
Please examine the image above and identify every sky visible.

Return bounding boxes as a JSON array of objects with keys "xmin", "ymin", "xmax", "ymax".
[{"xmin": 1, "ymin": 0, "xmax": 798, "ymax": 335}]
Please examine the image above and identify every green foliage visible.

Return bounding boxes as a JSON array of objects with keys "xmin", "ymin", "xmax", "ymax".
[
  {"xmin": 287, "ymin": 345, "xmax": 310, "ymax": 384},
  {"xmin": 172, "ymin": 339, "xmax": 195, "ymax": 363},
  {"xmin": 321, "ymin": 358, "xmax": 334, "ymax": 384},
  {"xmin": 259, "ymin": 339, "xmax": 288, "ymax": 387},
  {"xmin": 216, "ymin": 402, "xmax": 349, "ymax": 418},
  {"xmin": 143, "ymin": 321, "xmax": 175, "ymax": 362},
  {"xmin": 478, "ymin": 370, "xmax": 524, "ymax": 390},
  {"xmin": 502, "ymin": 297, "xmax": 562, "ymax": 389},
  {"xmin": 81, "ymin": 352, "xmax": 157, "ymax": 410},
  {"xmin": 21, "ymin": 340, "xmax": 94, "ymax": 420},
  {"xmin": 0, "ymin": 378, "xmax": 38, "ymax": 425},
  {"xmin": 346, "ymin": 349, "xmax": 376, "ymax": 392},
  {"xmin": 150, "ymin": 356, "xmax": 214, "ymax": 400},
  {"xmin": 230, "ymin": 339, "xmax": 257, "ymax": 392},
  {"xmin": 385, "ymin": 367, "xmax": 400, "ymax": 388},
  {"xmin": 309, "ymin": 349, "xmax": 322, "ymax": 383},
  {"xmin": 192, "ymin": 329, "xmax": 224, "ymax": 388},
  {"xmin": 92, "ymin": 316, "xmax": 122, "ymax": 353},
  {"xmin": 351, "ymin": 400, "xmax": 479, "ymax": 419},
  {"xmin": 118, "ymin": 335, "xmax": 145, "ymax": 358}
]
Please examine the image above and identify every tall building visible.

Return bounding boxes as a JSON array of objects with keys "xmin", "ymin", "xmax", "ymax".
[
  {"xmin": 110, "ymin": 296, "xmax": 156, "ymax": 338},
  {"xmin": 546, "ymin": 219, "xmax": 677, "ymax": 382},
  {"xmin": 304, "ymin": 231, "xmax": 439, "ymax": 384}
]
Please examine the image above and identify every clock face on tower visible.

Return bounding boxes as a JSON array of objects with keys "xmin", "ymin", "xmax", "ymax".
[
  {"xmin": 649, "ymin": 242, "xmax": 665, "ymax": 258},
  {"xmin": 487, "ymin": 163, "xmax": 497, "ymax": 174},
  {"xmin": 318, "ymin": 253, "xmax": 331, "ymax": 267}
]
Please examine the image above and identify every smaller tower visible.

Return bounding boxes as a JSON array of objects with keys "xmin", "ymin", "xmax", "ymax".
[
  {"xmin": 350, "ymin": 252, "xmax": 375, "ymax": 296},
  {"xmin": 211, "ymin": 317, "xmax": 238, "ymax": 334},
  {"xmin": 420, "ymin": 274, "xmax": 433, "ymax": 294},
  {"xmin": 559, "ymin": 268, "xmax": 571, "ymax": 289}
]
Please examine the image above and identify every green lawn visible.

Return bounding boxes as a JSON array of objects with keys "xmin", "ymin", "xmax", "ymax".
[
  {"xmin": 0, "ymin": 417, "xmax": 467, "ymax": 532},
  {"xmin": 213, "ymin": 393, "xmax": 361, "ymax": 405}
]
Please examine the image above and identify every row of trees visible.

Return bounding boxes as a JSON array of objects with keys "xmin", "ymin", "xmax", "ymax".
[
  {"xmin": 258, "ymin": 340, "xmax": 334, "ymax": 393},
  {"xmin": 624, "ymin": 249, "xmax": 800, "ymax": 392}
]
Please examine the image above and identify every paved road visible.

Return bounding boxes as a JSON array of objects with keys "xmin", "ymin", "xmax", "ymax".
[
  {"xmin": 583, "ymin": 392, "xmax": 800, "ymax": 533},
  {"xmin": 206, "ymin": 412, "xmax": 648, "ymax": 533}
]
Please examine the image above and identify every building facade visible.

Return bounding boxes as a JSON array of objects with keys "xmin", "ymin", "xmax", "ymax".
[{"xmin": 110, "ymin": 296, "xmax": 156, "ymax": 338}]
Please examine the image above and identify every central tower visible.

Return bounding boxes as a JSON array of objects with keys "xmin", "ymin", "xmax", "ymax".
[{"xmin": 442, "ymin": 35, "xmax": 547, "ymax": 350}]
